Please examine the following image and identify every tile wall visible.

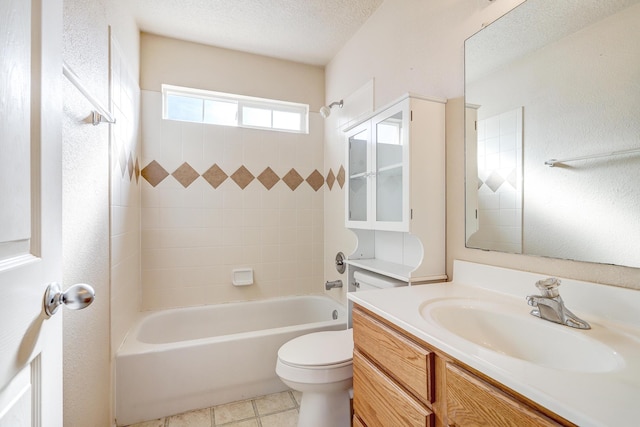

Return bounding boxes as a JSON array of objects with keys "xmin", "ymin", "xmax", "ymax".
[
  {"xmin": 140, "ymin": 90, "xmax": 337, "ymax": 310},
  {"xmin": 469, "ymin": 108, "xmax": 523, "ymax": 253},
  {"xmin": 110, "ymin": 35, "xmax": 142, "ymax": 350}
]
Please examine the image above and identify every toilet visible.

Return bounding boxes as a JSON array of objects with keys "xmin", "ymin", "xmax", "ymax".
[{"xmin": 276, "ymin": 271, "xmax": 405, "ymax": 427}]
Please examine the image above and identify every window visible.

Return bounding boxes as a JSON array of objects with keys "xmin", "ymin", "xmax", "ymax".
[{"xmin": 162, "ymin": 84, "xmax": 309, "ymax": 134}]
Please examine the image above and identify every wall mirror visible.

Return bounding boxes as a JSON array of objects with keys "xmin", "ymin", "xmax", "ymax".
[{"xmin": 464, "ymin": 0, "xmax": 640, "ymax": 268}]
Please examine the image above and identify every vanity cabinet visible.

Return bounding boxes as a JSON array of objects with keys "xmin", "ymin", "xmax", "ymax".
[
  {"xmin": 345, "ymin": 95, "xmax": 444, "ymax": 233},
  {"xmin": 445, "ymin": 363, "xmax": 560, "ymax": 427},
  {"xmin": 353, "ymin": 308, "xmax": 433, "ymax": 427},
  {"xmin": 352, "ymin": 305, "xmax": 575, "ymax": 427}
]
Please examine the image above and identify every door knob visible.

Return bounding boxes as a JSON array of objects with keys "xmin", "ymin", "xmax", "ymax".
[{"xmin": 43, "ymin": 282, "xmax": 95, "ymax": 317}]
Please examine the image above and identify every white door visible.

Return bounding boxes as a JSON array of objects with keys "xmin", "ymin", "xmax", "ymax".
[{"xmin": 0, "ymin": 0, "xmax": 64, "ymax": 425}]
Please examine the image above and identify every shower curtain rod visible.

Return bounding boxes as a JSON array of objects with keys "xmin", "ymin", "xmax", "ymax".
[
  {"xmin": 62, "ymin": 61, "xmax": 116, "ymax": 126},
  {"xmin": 545, "ymin": 146, "xmax": 640, "ymax": 167}
]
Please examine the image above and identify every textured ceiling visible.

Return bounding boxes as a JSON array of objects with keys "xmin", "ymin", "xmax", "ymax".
[{"xmin": 121, "ymin": 0, "xmax": 384, "ymax": 66}]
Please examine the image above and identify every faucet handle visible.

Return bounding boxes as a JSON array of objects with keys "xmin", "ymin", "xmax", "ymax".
[{"xmin": 535, "ymin": 277, "xmax": 561, "ymax": 298}]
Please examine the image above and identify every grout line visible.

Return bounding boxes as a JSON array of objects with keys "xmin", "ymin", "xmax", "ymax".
[
  {"xmin": 210, "ymin": 406, "xmax": 215, "ymax": 427},
  {"xmin": 251, "ymin": 400, "xmax": 263, "ymax": 427},
  {"xmin": 288, "ymin": 391, "xmax": 300, "ymax": 410}
]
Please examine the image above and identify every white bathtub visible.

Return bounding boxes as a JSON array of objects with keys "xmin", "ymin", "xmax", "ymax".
[{"xmin": 115, "ymin": 295, "xmax": 347, "ymax": 426}]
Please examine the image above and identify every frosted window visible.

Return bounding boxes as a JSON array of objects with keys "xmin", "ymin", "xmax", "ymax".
[
  {"xmin": 166, "ymin": 94, "xmax": 203, "ymax": 122},
  {"xmin": 162, "ymin": 84, "xmax": 308, "ymax": 134},
  {"xmin": 204, "ymin": 99, "xmax": 237, "ymax": 126},
  {"xmin": 243, "ymin": 107, "xmax": 272, "ymax": 128},
  {"xmin": 273, "ymin": 110, "xmax": 301, "ymax": 131}
]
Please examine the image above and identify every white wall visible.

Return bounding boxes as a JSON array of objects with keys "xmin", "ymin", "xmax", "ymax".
[
  {"xmin": 62, "ymin": 0, "xmax": 139, "ymax": 425},
  {"xmin": 322, "ymin": 80, "xmax": 374, "ymax": 304},
  {"xmin": 326, "ymin": 0, "xmax": 640, "ymax": 290},
  {"xmin": 326, "ymin": 0, "xmax": 525, "ymax": 109}
]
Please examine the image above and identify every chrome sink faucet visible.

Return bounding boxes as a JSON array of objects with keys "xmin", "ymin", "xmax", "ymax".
[{"xmin": 526, "ymin": 278, "xmax": 591, "ymax": 329}]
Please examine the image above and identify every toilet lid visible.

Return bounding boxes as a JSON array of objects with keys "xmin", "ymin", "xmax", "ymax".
[{"xmin": 278, "ymin": 329, "xmax": 353, "ymax": 367}]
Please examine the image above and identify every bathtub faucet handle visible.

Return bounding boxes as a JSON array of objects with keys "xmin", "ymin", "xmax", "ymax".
[{"xmin": 325, "ymin": 280, "xmax": 343, "ymax": 290}]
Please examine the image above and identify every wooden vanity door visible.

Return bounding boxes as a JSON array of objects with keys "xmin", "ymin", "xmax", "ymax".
[{"xmin": 446, "ymin": 364, "xmax": 563, "ymax": 427}]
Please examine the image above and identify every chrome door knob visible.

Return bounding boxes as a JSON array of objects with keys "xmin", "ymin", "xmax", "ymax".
[{"xmin": 43, "ymin": 282, "xmax": 95, "ymax": 317}]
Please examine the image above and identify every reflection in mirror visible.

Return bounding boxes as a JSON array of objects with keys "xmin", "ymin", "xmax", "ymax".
[
  {"xmin": 465, "ymin": 0, "xmax": 640, "ymax": 268},
  {"xmin": 466, "ymin": 107, "xmax": 523, "ymax": 253}
]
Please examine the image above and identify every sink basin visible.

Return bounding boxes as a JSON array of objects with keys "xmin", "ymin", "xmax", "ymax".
[{"xmin": 420, "ymin": 298, "xmax": 624, "ymax": 373}]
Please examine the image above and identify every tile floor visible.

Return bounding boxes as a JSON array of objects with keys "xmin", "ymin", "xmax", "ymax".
[{"xmin": 124, "ymin": 390, "xmax": 300, "ymax": 427}]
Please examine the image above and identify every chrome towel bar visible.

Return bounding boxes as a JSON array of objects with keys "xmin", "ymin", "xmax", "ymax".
[
  {"xmin": 63, "ymin": 61, "xmax": 116, "ymax": 126},
  {"xmin": 545, "ymin": 146, "xmax": 640, "ymax": 167}
]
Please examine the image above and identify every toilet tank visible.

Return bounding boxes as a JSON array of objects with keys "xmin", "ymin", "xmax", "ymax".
[
  {"xmin": 348, "ymin": 271, "xmax": 406, "ymax": 328},
  {"xmin": 353, "ymin": 271, "xmax": 406, "ymax": 291}
]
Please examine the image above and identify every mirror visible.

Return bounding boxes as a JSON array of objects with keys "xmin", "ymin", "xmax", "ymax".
[{"xmin": 465, "ymin": 0, "xmax": 640, "ymax": 268}]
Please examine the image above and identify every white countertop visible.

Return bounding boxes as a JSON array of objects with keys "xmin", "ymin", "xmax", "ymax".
[{"xmin": 347, "ymin": 260, "xmax": 640, "ymax": 427}]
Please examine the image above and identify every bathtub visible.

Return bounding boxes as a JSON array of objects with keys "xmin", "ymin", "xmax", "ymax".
[{"xmin": 115, "ymin": 295, "xmax": 346, "ymax": 426}]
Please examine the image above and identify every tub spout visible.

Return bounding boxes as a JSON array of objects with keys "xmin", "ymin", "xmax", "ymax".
[{"xmin": 325, "ymin": 280, "xmax": 343, "ymax": 290}]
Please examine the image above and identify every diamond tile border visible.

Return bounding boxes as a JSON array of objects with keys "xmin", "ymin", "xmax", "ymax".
[
  {"xmin": 172, "ymin": 162, "xmax": 200, "ymax": 188},
  {"xmin": 282, "ymin": 168, "xmax": 304, "ymax": 191},
  {"xmin": 306, "ymin": 170, "xmax": 324, "ymax": 192},
  {"xmin": 112, "ymin": 138, "xmax": 140, "ymax": 185},
  {"xmin": 202, "ymin": 164, "xmax": 228, "ymax": 189},
  {"xmin": 485, "ymin": 170, "xmax": 505, "ymax": 193},
  {"xmin": 141, "ymin": 160, "xmax": 169, "ymax": 187},
  {"xmin": 141, "ymin": 160, "xmax": 347, "ymax": 192},
  {"xmin": 134, "ymin": 158, "xmax": 140, "ymax": 183},
  {"xmin": 258, "ymin": 167, "xmax": 280, "ymax": 190},
  {"xmin": 326, "ymin": 169, "xmax": 336, "ymax": 190},
  {"xmin": 336, "ymin": 166, "xmax": 345, "ymax": 189},
  {"xmin": 231, "ymin": 165, "xmax": 255, "ymax": 189}
]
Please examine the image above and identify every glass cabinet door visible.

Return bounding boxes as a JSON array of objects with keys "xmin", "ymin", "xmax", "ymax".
[
  {"xmin": 348, "ymin": 125, "xmax": 370, "ymax": 224},
  {"xmin": 374, "ymin": 109, "xmax": 404, "ymax": 223}
]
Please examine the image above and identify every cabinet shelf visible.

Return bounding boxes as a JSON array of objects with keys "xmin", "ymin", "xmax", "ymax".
[
  {"xmin": 346, "ymin": 258, "xmax": 447, "ymax": 284},
  {"xmin": 377, "ymin": 163, "xmax": 402, "ymax": 173},
  {"xmin": 350, "ymin": 165, "xmax": 402, "ymax": 180}
]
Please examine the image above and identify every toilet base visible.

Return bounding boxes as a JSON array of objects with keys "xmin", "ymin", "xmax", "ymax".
[{"xmin": 298, "ymin": 388, "xmax": 351, "ymax": 427}]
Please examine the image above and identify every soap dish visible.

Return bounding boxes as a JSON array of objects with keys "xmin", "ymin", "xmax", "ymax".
[{"xmin": 232, "ymin": 268, "xmax": 254, "ymax": 286}]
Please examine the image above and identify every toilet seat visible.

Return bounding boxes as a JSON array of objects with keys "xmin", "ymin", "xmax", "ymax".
[{"xmin": 277, "ymin": 329, "xmax": 353, "ymax": 368}]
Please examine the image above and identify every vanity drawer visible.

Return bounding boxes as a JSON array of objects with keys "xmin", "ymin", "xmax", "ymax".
[
  {"xmin": 353, "ymin": 307, "xmax": 433, "ymax": 404},
  {"xmin": 354, "ymin": 350, "xmax": 433, "ymax": 427},
  {"xmin": 446, "ymin": 363, "xmax": 564, "ymax": 427}
]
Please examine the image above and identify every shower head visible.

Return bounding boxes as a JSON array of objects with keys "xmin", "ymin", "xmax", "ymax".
[{"xmin": 320, "ymin": 99, "xmax": 344, "ymax": 118}]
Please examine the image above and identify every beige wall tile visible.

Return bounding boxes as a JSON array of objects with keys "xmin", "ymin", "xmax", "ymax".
[{"xmin": 139, "ymin": 37, "xmax": 325, "ymax": 310}]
